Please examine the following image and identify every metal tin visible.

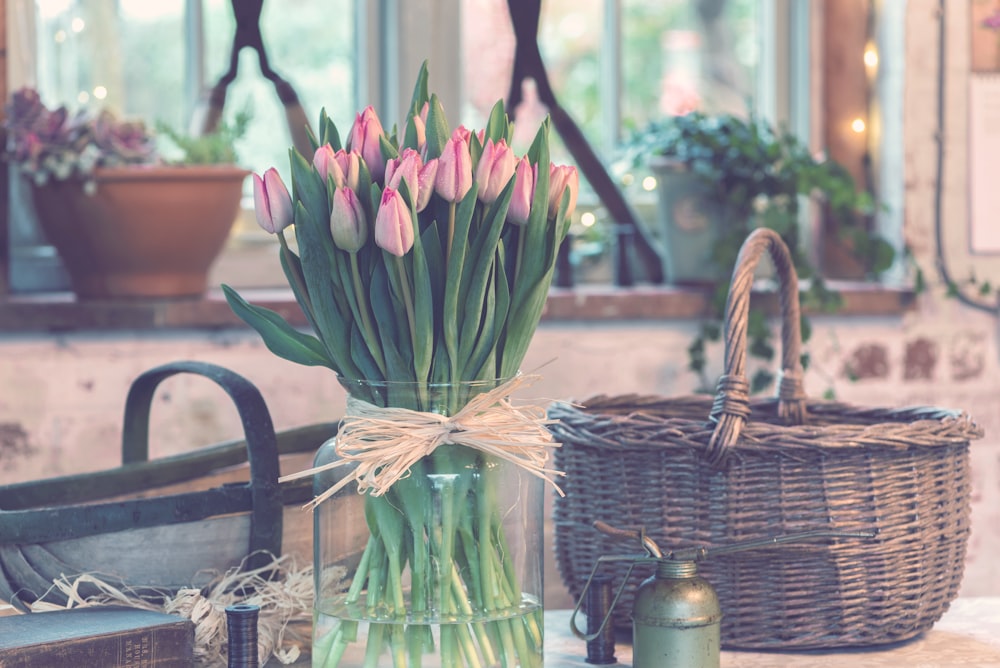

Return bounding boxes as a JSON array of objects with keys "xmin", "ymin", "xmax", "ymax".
[{"xmin": 632, "ymin": 560, "xmax": 721, "ymax": 668}]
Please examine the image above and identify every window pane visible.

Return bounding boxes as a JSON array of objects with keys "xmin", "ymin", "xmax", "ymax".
[
  {"xmin": 460, "ymin": 0, "xmax": 768, "ymax": 284},
  {"xmin": 13, "ymin": 0, "xmax": 356, "ymax": 291},
  {"xmin": 620, "ymin": 0, "xmax": 760, "ymax": 125}
]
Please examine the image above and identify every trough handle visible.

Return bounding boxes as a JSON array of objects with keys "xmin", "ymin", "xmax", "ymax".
[{"xmin": 121, "ymin": 361, "xmax": 283, "ymax": 571}]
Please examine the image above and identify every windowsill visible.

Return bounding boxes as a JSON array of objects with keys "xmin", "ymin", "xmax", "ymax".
[{"xmin": 0, "ymin": 283, "xmax": 916, "ymax": 334}]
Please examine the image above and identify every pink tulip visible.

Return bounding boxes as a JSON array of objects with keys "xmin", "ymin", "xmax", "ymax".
[
  {"xmin": 252, "ymin": 168, "xmax": 293, "ymax": 234},
  {"xmin": 416, "ymin": 159, "xmax": 439, "ymax": 212},
  {"xmin": 435, "ymin": 134, "xmax": 473, "ymax": 203},
  {"xmin": 334, "ymin": 150, "xmax": 362, "ymax": 193},
  {"xmin": 475, "ymin": 138, "xmax": 516, "ymax": 203},
  {"xmin": 348, "ymin": 105, "xmax": 386, "ymax": 182},
  {"xmin": 313, "ymin": 145, "xmax": 345, "ymax": 187},
  {"xmin": 329, "ymin": 187, "xmax": 367, "ymax": 252},
  {"xmin": 452, "ymin": 125, "xmax": 472, "ymax": 145},
  {"xmin": 374, "ymin": 187, "xmax": 414, "ymax": 256},
  {"xmin": 507, "ymin": 156, "xmax": 536, "ymax": 225},
  {"xmin": 412, "ymin": 101, "xmax": 429, "ymax": 153},
  {"xmin": 386, "ymin": 148, "xmax": 439, "ymax": 212},
  {"xmin": 385, "ymin": 148, "xmax": 421, "ymax": 198},
  {"xmin": 548, "ymin": 164, "xmax": 579, "ymax": 220}
]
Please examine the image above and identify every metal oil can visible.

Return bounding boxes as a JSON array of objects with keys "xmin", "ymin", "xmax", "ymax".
[
  {"xmin": 632, "ymin": 559, "xmax": 720, "ymax": 668},
  {"xmin": 571, "ymin": 522, "xmax": 873, "ymax": 668}
]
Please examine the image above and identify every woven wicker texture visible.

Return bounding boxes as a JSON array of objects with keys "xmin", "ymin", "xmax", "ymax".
[{"xmin": 549, "ymin": 228, "xmax": 983, "ymax": 649}]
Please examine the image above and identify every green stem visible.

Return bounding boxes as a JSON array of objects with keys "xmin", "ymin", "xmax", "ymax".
[
  {"xmin": 350, "ymin": 252, "xmax": 387, "ymax": 376},
  {"xmin": 512, "ymin": 225, "xmax": 526, "ymax": 291},
  {"xmin": 452, "ymin": 566, "xmax": 493, "ymax": 667},
  {"xmin": 393, "ymin": 254, "xmax": 418, "ymax": 370},
  {"xmin": 278, "ymin": 231, "xmax": 314, "ymax": 317},
  {"xmin": 389, "ymin": 624, "xmax": 407, "ymax": 668},
  {"xmin": 346, "ymin": 535, "xmax": 377, "ymax": 603},
  {"xmin": 446, "ymin": 201, "xmax": 456, "ymax": 264},
  {"xmin": 363, "ymin": 621, "xmax": 386, "ymax": 668}
]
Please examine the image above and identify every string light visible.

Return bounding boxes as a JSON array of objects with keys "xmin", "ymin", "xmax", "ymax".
[
  {"xmin": 863, "ymin": 44, "xmax": 879, "ymax": 69},
  {"xmin": 580, "ymin": 212, "xmax": 597, "ymax": 228},
  {"xmin": 641, "ymin": 175, "xmax": 657, "ymax": 191},
  {"xmin": 851, "ymin": 118, "xmax": 867, "ymax": 133}
]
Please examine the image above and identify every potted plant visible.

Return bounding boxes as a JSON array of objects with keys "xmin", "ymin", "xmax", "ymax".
[
  {"xmin": 622, "ymin": 111, "xmax": 894, "ymax": 390},
  {"xmin": 2, "ymin": 87, "xmax": 250, "ymax": 299}
]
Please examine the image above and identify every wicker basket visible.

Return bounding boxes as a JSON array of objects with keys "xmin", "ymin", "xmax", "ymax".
[{"xmin": 549, "ymin": 228, "xmax": 983, "ymax": 649}]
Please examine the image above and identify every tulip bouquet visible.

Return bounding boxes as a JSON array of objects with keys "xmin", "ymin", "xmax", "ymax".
[{"xmin": 224, "ymin": 63, "xmax": 575, "ymax": 668}]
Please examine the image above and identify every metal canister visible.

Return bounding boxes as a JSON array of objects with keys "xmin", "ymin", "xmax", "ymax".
[{"xmin": 632, "ymin": 559, "xmax": 721, "ymax": 668}]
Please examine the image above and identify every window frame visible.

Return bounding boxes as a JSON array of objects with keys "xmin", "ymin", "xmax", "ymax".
[{"xmin": 0, "ymin": 0, "xmax": 906, "ymax": 313}]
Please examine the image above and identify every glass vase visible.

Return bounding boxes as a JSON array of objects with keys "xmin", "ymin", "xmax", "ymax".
[{"xmin": 311, "ymin": 378, "xmax": 545, "ymax": 668}]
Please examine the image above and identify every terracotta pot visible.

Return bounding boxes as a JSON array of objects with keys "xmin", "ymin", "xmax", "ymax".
[{"xmin": 31, "ymin": 165, "xmax": 250, "ymax": 299}]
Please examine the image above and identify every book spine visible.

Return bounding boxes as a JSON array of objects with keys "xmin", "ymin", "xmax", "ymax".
[{"xmin": 1, "ymin": 625, "xmax": 194, "ymax": 668}]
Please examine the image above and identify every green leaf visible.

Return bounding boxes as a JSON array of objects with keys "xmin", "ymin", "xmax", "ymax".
[
  {"xmin": 442, "ymin": 185, "xmax": 481, "ymax": 379},
  {"xmin": 278, "ymin": 241, "xmax": 318, "ymax": 334},
  {"xmin": 483, "ymin": 99, "xmax": 508, "ymax": 144},
  {"xmin": 222, "ymin": 285, "xmax": 335, "ymax": 369},
  {"xmin": 401, "ymin": 62, "xmax": 430, "ymax": 150},
  {"xmin": 293, "ymin": 200, "xmax": 359, "ymax": 377},
  {"xmin": 424, "ymin": 94, "xmax": 451, "ymax": 160},
  {"xmin": 318, "ymin": 108, "xmax": 342, "ymax": 151},
  {"xmin": 458, "ymin": 183, "xmax": 512, "ymax": 370},
  {"xmin": 410, "ymin": 212, "xmax": 434, "ymax": 382},
  {"xmin": 289, "ymin": 148, "xmax": 328, "ymax": 226},
  {"xmin": 371, "ymin": 259, "xmax": 413, "ymax": 381},
  {"xmin": 465, "ymin": 245, "xmax": 511, "ymax": 380}
]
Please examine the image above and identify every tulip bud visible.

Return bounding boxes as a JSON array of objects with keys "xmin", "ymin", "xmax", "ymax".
[
  {"xmin": 475, "ymin": 138, "xmax": 516, "ymax": 204},
  {"xmin": 452, "ymin": 125, "xmax": 472, "ymax": 146},
  {"xmin": 413, "ymin": 101, "xmax": 429, "ymax": 154},
  {"xmin": 334, "ymin": 150, "xmax": 362, "ymax": 193},
  {"xmin": 387, "ymin": 148, "xmax": 439, "ymax": 213},
  {"xmin": 374, "ymin": 187, "xmax": 415, "ymax": 257},
  {"xmin": 435, "ymin": 135, "xmax": 473, "ymax": 203},
  {"xmin": 329, "ymin": 187, "xmax": 368, "ymax": 252},
  {"xmin": 385, "ymin": 148, "xmax": 422, "ymax": 200},
  {"xmin": 413, "ymin": 114, "xmax": 427, "ymax": 153},
  {"xmin": 416, "ymin": 159, "xmax": 439, "ymax": 212},
  {"xmin": 348, "ymin": 105, "xmax": 386, "ymax": 182},
  {"xmin": 252, "ymin": 168, "xmax": 294, "ymax": 234},
  {"xmin": 548, "ymin": 164, "xmax": 579, "ymax": 220},
  {"xmin": 507, "ymin": 157, "xmax": 536, "ymax": 225},
  {"xmin": 313, "ymin": 145, "xmax": 346, "ymax": 188}
]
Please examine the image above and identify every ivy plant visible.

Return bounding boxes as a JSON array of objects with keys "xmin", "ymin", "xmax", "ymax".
[{"xmin": 622, "ymin": 111, "xmax": 896, "ymax": 391}]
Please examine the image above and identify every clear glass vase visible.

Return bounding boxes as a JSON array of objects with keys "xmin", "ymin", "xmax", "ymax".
[{"xmin": 311, "ymin": 378, "xmax": 545, "ymax": 668}]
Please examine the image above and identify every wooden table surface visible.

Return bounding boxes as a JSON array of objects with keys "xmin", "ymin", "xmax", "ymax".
[{"xmin": 287, "ymin": 598, "xmax": 1000, "ymax": 666}]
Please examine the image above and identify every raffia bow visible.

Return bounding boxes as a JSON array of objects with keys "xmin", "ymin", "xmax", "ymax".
[{"xmin": 281, "ymin": 374, "xmax": 564, "ymax": 508}]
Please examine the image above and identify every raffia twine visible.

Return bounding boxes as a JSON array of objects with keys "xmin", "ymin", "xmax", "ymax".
[
  {"xmin": 281, "ymin": 374, "xmax": 565, "ymax": 508},
  {"xmin": 27, "ymin": 552, "xmax": 331, "ymax": 667}
]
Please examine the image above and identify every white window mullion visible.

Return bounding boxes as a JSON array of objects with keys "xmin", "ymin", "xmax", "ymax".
[{"xmin": 601, "ymin": 0, "xmax": 621, "ymax": 154}]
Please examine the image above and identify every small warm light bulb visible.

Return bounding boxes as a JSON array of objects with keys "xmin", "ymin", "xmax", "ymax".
[
  {"xmin": 77, "ymin": 91, "xmax": 90, "ymax": 104},
  {"xmin": 71, "ymin": 17, "xmax": 85, "ymax": 32},
  {"xmin": 54, "ymin": 29, "xmax": 67, "ymax": 43},
  {"xmin": 93, "ymin": 86, "xmax": 108, "ymax": 100},
  {"xmin": 863, "ymin": 47, "xmax": 878, "ymax": 69},
  {"xmin": 580, "ymin": 212, "xmax": 596, "ymax": 228},
  {"xmin": 642, "ymin": 176, "xmax": 657, "ymax": 191},
  {"xmin": 622, "ymin": 173, "xmax": 634, "ymax": 187},
  {"xmin": 851, "ymin": 118, "xmax": 867, "ymax": 133}
]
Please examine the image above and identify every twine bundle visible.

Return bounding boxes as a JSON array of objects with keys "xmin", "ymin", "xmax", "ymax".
[
  {"xmin": 282, "ymin": 374, "xmax": 564, "ymax": 506},
  {"xmin": 29, "ymin": 553, "xmax": 323, "ymax": 666}
]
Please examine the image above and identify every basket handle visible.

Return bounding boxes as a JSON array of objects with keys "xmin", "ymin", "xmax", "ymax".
[
  {"xmin": 120, "ymin": 360, "xmax": 283, "ymax": 572},
  {"xmin": 704, "ymin": 228, "xmax": 807, "ymax": 466}
]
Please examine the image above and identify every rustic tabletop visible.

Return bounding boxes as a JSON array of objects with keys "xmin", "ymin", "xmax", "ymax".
[{"xmin": 285, "ymin": 597, "xmax": 1000, "ymax": 667}]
